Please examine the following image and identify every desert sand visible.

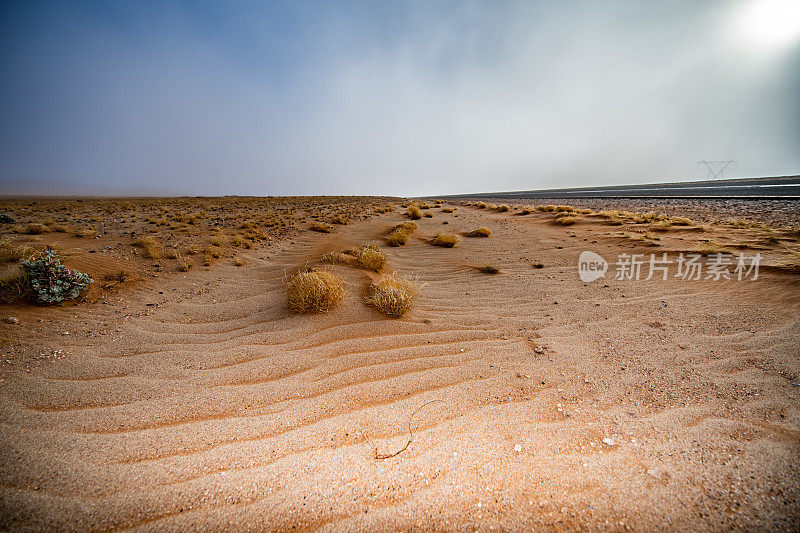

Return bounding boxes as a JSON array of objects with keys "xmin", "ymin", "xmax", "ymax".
[{"xmin": 0, "ymin": 199, "xmax": 799, "ymax": 531}]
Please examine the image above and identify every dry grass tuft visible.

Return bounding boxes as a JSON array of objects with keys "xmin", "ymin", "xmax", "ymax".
[
  {"xmin": 364, "ymin": 274, "xmax": 419, "ymax": 317},
  {"xmin": 320, "ymin": 251, "xmax": 353, "ymax": 265},
  {"xmin": 473, "ymin": 264, "xmax": 500, "ymax": 274},
  {"xmin": 475, "ymin": 201, "xmax": 487, "ymax": 209},
  {"xmin": 497, "ymin": 205, "xmax": 510, "ymax": 212},
  {"xmin": 467, "ymin": 227, "xmax": 492, "ymax": 237},
  {"xmin": 355, "ymin": 243, "xmax": 387, "ymax": 272},
  {"xmin": 552, "ymin": 215, "xmax": 580, "ymax": 225},
  {"xmin": 286, "ymin": 269, "xmax": 345, "ymax": 313},
  {"xmin": 330, "ymin": 215, "xmax": 349, "ymax": 225},
  {"xmin": 177, "ymin": 254, "xmax": 192, "ymax": 271},
  {"xmin": 310, "ymin": 223, "xmax": 332, "ymax": 233},
  {"xmin": 233, "ymin": 257, "xmax": 246, "ymax": 267},
  {"xmin": 103, "ymin": 270, "xmax": 132, "ymax": 284},
  {"xmin": 423, "ymin": 212, "xmax": 433, "ymax": 218},
  {"xmin": 407, "ymin": 205, "xmax": 422, "ymax": 220},
  {"xmin": 133, "ymin": 236, "xmax": 161, "ymax": 259},
  {"xmin": 651, "ymin": 220, "xmax": 673, "ymax": 231},
  {"xmin": 209, "ymin": 235, "xmax": 226, "ymax": 247},
  {"xmin": 432, "ymin": 232, "xmax": 460, "ymax": 247},
  {"xmin": 0, "ymin": 270, "xmax": 30, "ymax": 304},
  {"xmin": 554, "ymin": 205, "xmax": 574, "ymax": 213},
  {"xmin": 441, "ymin": 207, "xmax": 454, "ymax": 213},
  {"xmin": 74, "ymin": 228, "xmax": 96, "ymax": 239},
  {"xmin": 15, "ymin": 223, "xmax": 49, "ymax": 235},
  {"xmin": 387, "ymin": 221, "xmax": 417, "ymax": 246},
  {"xmin": 670, "ymin": 216, "xmax": 695, "ymax": 226}
]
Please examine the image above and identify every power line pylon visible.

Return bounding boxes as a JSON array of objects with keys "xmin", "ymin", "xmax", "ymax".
[{"xmin": 697, "ymin": 160, "xmax": 737, "ymax": 179}]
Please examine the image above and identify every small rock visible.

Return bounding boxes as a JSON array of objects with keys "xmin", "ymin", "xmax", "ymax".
[
  {"xmin": 514, "ymin": 444, "xmax": 522, "ymax": 453},
  {"xmin": 602, "ymin": 437, "xmax": 615, "ymax": 446},
  {"xmin": 5, "ymin": 317, "xmax": 19, "ymax": 324}
]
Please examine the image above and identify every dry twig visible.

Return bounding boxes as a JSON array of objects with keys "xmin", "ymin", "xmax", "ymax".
[{"xmin": 370, "ymin": 399, "xmax": 446, "ymax": 460}]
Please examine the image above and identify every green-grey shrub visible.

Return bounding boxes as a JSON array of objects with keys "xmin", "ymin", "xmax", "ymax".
[{"xmin": 20, "ymin": 251, "xmax": 92, "ymax": 304}]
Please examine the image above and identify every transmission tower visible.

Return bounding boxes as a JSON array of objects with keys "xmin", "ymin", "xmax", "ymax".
[{"xmin": 697, "ymin": 160, "xmax": 737, "ymax": 179}]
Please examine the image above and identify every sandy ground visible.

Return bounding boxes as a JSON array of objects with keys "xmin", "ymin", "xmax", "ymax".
[{"xmin": 0, "ymin": 201, "xmax": 799, "ymax": 531}]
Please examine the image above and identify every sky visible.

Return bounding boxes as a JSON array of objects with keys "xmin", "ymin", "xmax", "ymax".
[{"xmin": 1, "ymin": 0, "xmax": 799, "ymax": 196}]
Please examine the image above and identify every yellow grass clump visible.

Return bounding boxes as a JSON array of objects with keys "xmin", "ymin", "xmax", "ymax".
[
  {"xmin": 310, "ymin": 223, "xmax": 332, "ymax": 233},
  {"xmin": 497, "ymin": 205, "xmax": 510, "ymax": 212},
  {"xmin": 467, "ymin": 227, "xmax": 492, "ymax": 237},
  {"xmin": 441, "ymin": 207, "xmax": 454, "ymax": 213},
  {"xmin": 133, "ymin": 236, "xmax": 161, "ymax": 259},
  {"xmin": 364, "ymin": 274, "xmax": 419, "ymax": 318},
  {"xmin": 432, "ymin": 232, "xmax": 460, "ymax": 247},
  {"xmin": 670, "ymin": 216, "xmax": 695, "ymax": 226},
  {"xmin": 286, "ymin": 269, "xmax": 345, "ymax": 313},
  {"xmin": 177, "ymin": 254, "xmax": 192, "ymax": 271},
  {"xmin": 15, "ymin": 223, "xmax": 49, "ymax": 235},
  {"xmin": 320, "ymin": 251, "xmax": 353, "ymax": 265},
  {"xmin": 552, "ymin": 215, "xmax": 580, "ymax": 225},
  {"xmin": 387, "ymin": 221, "xmax": 417, "ymax": 246},
  {"xmin": 356, "ymin": 243, "xmax": 387, "ymax": 272},
  {"xmin": 473, "ymin": 264, "xmax": 500, "ymax": 274},
  {"xmin": 651, "ymin": 220, "xmax": 673, "ymax": 231},
  {"xmin": 407, "ymin": 205, "xmax": 422, "ymax": 220},
  {"xmin": 0, "ymin": 270, "xmax": 30, "ymax": 304},
  {"xmin": 74, "ymin": 228, "xmax": 96, "ymax": 238},
  {"xmin": 475, "ymin": 201, "xmax": 487, "ymax": 209}
]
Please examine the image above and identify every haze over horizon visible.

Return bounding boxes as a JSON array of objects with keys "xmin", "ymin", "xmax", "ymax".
[{"xmin": 1, "ymin": 0, "xmax": 799, "ymax": 197}]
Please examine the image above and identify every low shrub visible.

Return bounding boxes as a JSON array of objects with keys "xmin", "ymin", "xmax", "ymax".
[
  {"xmin": 356, "ymin": 243, "xmax": 387, "ymax": 271},
  {"xmin": 286, "ymin": 269, "xmax": 345, "ymax": 313},
  {"xmin": 467, "ymin": 227, "xmax": 492, "ymax": 237},
  {"xmin": 407, "ymin": 206, "xmax": 422, "ymax": 220},
  {"xmin": 473, "ymin": 265, "xmax": 500, "ymax": 274},
  {"xmin": 432, "ymin": 233, "xmax": 460, "ymax": 247},
  {"xmin": 20, "ymin": 251, "xmax": 93, "ymax": 304},
  {"xmin": 552, "ymin": 215, "xmax": 580, "ymax": 225},
  {"xmin": 310, "ymin": 223, "xmax": 332, "ymax": 233},
  {"xmin": 387, "ymin": 221, "xmax": 417, "ymax": 246},
  {"xmin": 133, "ymin": 236, "xmax": 161, "ymax": 259},
  {"xmin": 74, "ymin": 229, "xmax": 96, "ymax": 238},
  {"xmin": 364, "ymin": 274, "xmax": 419, "ymax": 317},
  {"xmin": 320, "ymin": 251, "xmax": 353, "ymax": 265}
]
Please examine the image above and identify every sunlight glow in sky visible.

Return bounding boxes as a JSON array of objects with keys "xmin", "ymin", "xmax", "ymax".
[{"xmin": 736, "ymin": 0, "xmax": 800, "ymax": 50}]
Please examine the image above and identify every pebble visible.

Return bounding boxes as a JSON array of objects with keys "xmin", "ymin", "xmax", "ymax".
[
  {"xmin": 514, "ymin": 444, "xmax": 522, "ymax": 452},
  {"xmin": 5, "ymin": 317, "xmax": 19, "ymax": 324},
  {"xmin": 602, "ymin": 438, "xmax": 615, "ymax": 446}
]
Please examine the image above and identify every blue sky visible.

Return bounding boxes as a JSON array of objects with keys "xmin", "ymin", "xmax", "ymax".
[{"xmin": 1, "ymin": 0, "xmax": 799, "ymax": 196}]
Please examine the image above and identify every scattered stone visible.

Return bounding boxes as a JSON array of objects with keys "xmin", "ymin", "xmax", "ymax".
[
  {"xmin": 514, "ymin": 444, "xmax": 522, "ymax": 453},
  {"xmin": 5, "ymin": 317, "xmax": 19, "ymax": 324},
  {"xmin": 602, "ymin": 437, "xmax": 615, "ymax": 446},
  {"xmin": 0, "ymin": 213, "xmax": 15, "ymax": 223}
]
